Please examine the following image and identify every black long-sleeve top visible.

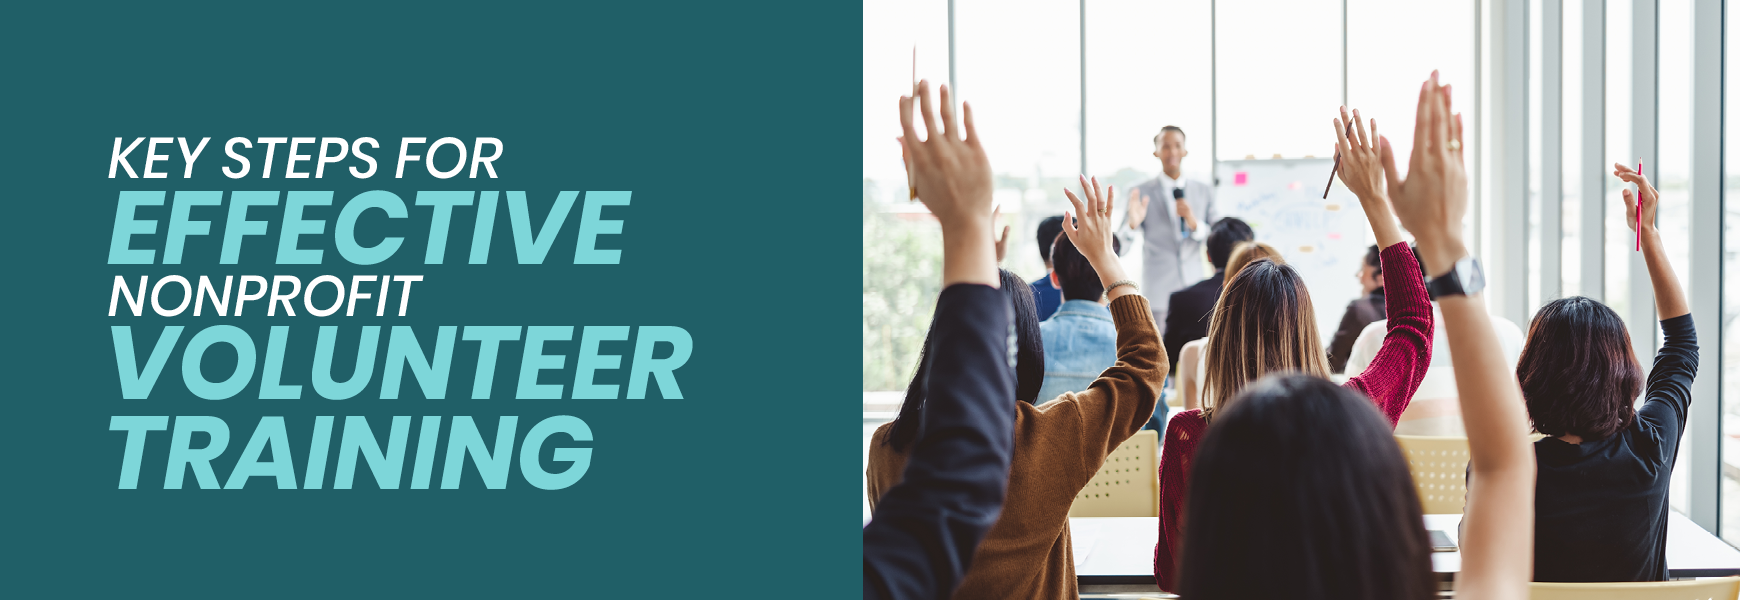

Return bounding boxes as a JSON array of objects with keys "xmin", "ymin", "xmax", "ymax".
[
  {"xmin": 1327, "ymin": 289, "xmax": 1386, "ymax": 373},
  {"xmin": 1532, "ymin": 314, "xmax": 1698, "ymax": 582},
  {"xmin": 863, "ymin": 284, "xmax": 1017, "ymax": 600},
  {"xmin": 1163, "ymin": 271, "xmax": 1223, "ymax": 373}
]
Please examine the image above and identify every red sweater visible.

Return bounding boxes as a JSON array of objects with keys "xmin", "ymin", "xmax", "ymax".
[{"xmin": 1151, "ymin": 242, "xmax": 1434, "ymax": 591}]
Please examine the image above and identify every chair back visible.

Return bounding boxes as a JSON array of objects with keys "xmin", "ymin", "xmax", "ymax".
[
  {"xmin": 1394, "ymin": 434, "xmax": 1470, "ymax": 514},
  {"xmin": 1529, "ymin": 577, "xmax": 1740, "ymax": 600},
  {"xmin": 1069, "ymin": 429, "xmax": 1159, "ymax": 517}
]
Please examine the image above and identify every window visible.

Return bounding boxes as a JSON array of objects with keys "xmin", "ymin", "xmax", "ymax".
[
  {"xmin": 1215, "ymin": 0, "xmax": 1342, "ymax": 161},
  {"xmin": 1084, "ymin": 0, "xmax": 1213, "ymax": 184},
  {"xmin": 1602, "ymin": 0, "xmax": 1633, "ymax": 331},
  {"xmin": 1658, "ymin": 0, "xmax": 1694, "ymax": 515},
  {"xmin": 1559, "ymin": 0, "xmax": 1586, "ymax": 298},
  {"xmin": 862, "ymin": 0, "xmax": 949, "ymax": 393},
  {"xmin": 1721, "ymin": 0, "xmax": 1740, "ymax": 545},
  {"xmin": 956, "ymin": 0, "xmax": 1082, "ymax": 284},
  {"xmin": 1527, "ymin": 0, "xmax": 1545, "ymax": 310},
  {"xmin": 1347, "ymin": 0, "xmax": 1477, "ymax": 179}
]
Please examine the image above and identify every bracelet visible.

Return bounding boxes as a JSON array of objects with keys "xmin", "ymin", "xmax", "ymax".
[{"xmin": 1103, "ymin": 279, "xmax": 1140, "ymax": 298}]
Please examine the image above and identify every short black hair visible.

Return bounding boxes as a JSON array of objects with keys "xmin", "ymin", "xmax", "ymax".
[
  {"xmin": 1364, "ymin": 244, "xmax": 1383, "ymax": 277},
  {"xmin": 1036, "ymin": 216, "xmax": 1066, "ymax": 264},
  {"xmin": 1154, "ymin": 125, "xmax": 1187, "ymax": 145},
  {"xmin": 1206, "ymin": 218, "xmax": 1255, "ymax": 271},
  {"xmin": 1050, "ymin": 232, "xmax": 1121, "ymax": 301},
  {"xmin": 1518, "ymin": 296, "xmax": 1644, "ymax": 440},
  {"xmin": 1179, "ymin": 374, "xmax": 1434, "ymax": 599}
]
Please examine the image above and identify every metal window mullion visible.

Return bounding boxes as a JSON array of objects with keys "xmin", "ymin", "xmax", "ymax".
[
  {"xmin": 1543, "ymin": 0, "xmax": 1564, "ymax": 303},
  {"xmin": 1494, "ymin": 0, "xmax": 1531, "ymax": 325},
  {"xmin": 1581, "ymin": 0, "xmax": 1606, "ymax": 302},
  {"xmin": 1629, "ymin": 0, "xmax": 1657, "ymax": 361},
  {"xmin": 1686, "ymin": 0, "xmax": 1723, "ymax": 534}
]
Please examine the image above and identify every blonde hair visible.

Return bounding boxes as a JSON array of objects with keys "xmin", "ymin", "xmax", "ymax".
[
  {"xmin": 1224, "ymin": 241, "xmax": 1284, "ymax": 278},
  {"xmin": 1200, "ymin": 259, "xmax": 1329, "ymax": 419}
]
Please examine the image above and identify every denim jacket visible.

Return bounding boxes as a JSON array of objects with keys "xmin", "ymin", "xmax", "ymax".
[{"xmin": 1037, "ymin": 299, "xmax": 1118, "ymax": 402}]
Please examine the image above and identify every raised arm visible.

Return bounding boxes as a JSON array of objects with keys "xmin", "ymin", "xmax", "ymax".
[
  {"xmin": 1335, "ymin": 106, "xmax": 1404, "ymax": 248},
  {"xmin": 864, "ymin": 80, "xmax": 1014, "ymax": 600},
  {"xmin": 1615, "ymin": 164, "xmax": 1689, "ymax": 321},
  {"xmin": 1615, "ymin": 163, "xmax": 1699, "ymax": 434},
  {"xmin": 1383, "ymin": 72, "xmax": 1532, "ymax": 600},
  {"xmin": 1044, "ymin": 177, "xmax": 1167, "ymax": 474},
  {"xmin": 1336, "ymin": 107, "xmax": 1433, "ymax": 423}
]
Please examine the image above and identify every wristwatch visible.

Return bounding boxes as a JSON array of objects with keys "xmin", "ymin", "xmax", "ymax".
[{"xmin": 1426, "ymin": 256, "xmax": 1485, "ymax": 300}]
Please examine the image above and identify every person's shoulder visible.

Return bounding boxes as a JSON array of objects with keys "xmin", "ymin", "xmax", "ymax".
[
  {"xmin": 870, "ymin": 420, "xmax": 896, "ymax": 444},
  {"xmin": 1167, "ymin": 409, "xmax": 1207, "ymax": 431},
  {"xmin": 1171, "ymin": 278, "xmax": 1216, "ymax": 302},
  {"xmin": 1030, "ymin": 275, "xmax": 1056, "ymax": 291}
]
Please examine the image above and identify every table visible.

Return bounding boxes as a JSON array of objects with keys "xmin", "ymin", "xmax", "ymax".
[{"xmin": 1072, "ymin": 512, "xmax": 1740, "ymax": 591}]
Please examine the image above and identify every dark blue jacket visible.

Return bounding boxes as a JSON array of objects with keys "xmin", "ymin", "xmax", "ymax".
[
  {"xmin": 862, "ymin": 284, "xmax": 1017, "ymax": 600},
  {"xmin": 1031, "ymin": 274, "xmax": 1062, "ymax": 321}
]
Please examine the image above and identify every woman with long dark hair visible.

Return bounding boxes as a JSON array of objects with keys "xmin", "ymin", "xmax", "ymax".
[
  {"xmin": 1520, "ymin": 163, "xmax": 1693, "ymax": 582},
  {"xmin": 868, "ymin": 176, "xmax": 1165, "ymax": 600},
  {"xmin": 1175, "ymin": 72, "xmax": 1534, "ymax": 600},
  {"xmin": 1152, "ymin": 100, "xmax": 1436, "ymax": 591}
]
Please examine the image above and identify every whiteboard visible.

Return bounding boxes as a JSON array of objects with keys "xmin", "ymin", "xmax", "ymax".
[{"xmin": 1214, "ymin": 158, "xmax": 1375, "ymax": 341}]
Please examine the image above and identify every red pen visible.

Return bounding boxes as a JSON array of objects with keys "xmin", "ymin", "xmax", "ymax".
[{"xmin": 1634, "ymin": 159, "xmax": 1643, "ymax": 251}]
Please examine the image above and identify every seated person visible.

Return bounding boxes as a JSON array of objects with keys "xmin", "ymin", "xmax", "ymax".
[
  {"xmin": 1521, "ymin": 164, "xmax": 1695, "ymax": 583},
  {"xmin": 869, "ymin": 177, "xmax": 1163, "ymax": 599},
  {"xmin": 1030, "ymin": 215, "xmax": 1067, "ymax": 320},
  {"xmin": 1153, "ymin": 106, "xmax": 1433, "ymax": 592},
  {"xmin": 1173, "ymin": 86, "xmax": 1532, "ymax": 600},
  {"xmin": 1035, "ymin": 230, "xmax": 1122, "ymax": 401},
  {"xmin": 1163, "ymin": 218, "xmax": 1253, "ymax": 374},
  {"xmin": 1327, "ymin": 245, "xmax": 1390, "ymax": 373},
  {"xmin": 864, "ymin": 81, "xmax": 1015, "ymax": 600},
  {"xmin": 1172, "ymin": 243, "xmax": 1284, "ymax": 411}
]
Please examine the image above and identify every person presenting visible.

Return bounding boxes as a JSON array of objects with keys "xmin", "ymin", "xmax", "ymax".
[
  {"xmin": 1030, "ymin": 215, "xmax": 1067, "ymax": 320},
  {"xmin": 1118, "ymin": 125, "xmax": 1220, "ymax": 331}
]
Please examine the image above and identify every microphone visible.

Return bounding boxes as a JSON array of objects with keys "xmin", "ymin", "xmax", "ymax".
[{"xmin": 1173, "ymin": 187, "xmax": 1188, "ymax": 236}]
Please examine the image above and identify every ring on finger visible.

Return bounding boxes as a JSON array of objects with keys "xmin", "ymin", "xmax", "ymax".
[{"xmin": 1447, "ymin": 139, "xmax": 1462, "ymax": 151}]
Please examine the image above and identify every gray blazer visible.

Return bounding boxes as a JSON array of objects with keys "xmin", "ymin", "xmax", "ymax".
[{"xmin": 1116, "ymin": 176, "xmax": 1219, "ymax": 329}]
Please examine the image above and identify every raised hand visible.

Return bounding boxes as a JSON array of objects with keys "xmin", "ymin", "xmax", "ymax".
[
  {"xmin": 1382, "ymin": 71, "xmax": 1532, "ymax": 600},
  {"xmin": 1614, "ymin": 162, "xmax": 1689, "ymax": 320},
  {"xmin": 1334, "ymin": 106, "xmax": 1402, "ymax": 248},
  {"xmin": 900, "ymin": 80, "xmax": 998, "ymax": 287},
  {"xmin": 1127, "ymin": 188, "xmax": 1149, "ymax": 230},
  {"xmin": 1613, "ymin": 163, "xmax": 1657, "ymax": 233},
  {"xmin": 1063, "ymin": 175, "xmax": 1136, "ymax": 300},
  {"xmin": 1380, "ymin": 71, "xmax": 1468, "ymax": 276}
]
